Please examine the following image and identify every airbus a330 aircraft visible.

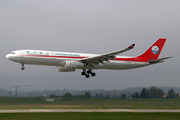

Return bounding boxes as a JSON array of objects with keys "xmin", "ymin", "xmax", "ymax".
[{"xmin": 6, "ymin": 38, "xmax": 171, "ymax": 78}]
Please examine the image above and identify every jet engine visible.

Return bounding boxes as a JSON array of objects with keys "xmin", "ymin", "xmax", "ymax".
[
  {"xmin": 57, "ymin": 66, "xmax": 75, "ymax": 72},
  {"xmin": 65, "ymin": 61, "xmax": 84, "ymax": 69}
]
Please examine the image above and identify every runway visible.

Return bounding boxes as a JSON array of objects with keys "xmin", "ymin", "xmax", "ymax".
[{"xmin": 0, "ymin": 109, "xmax": 180, "ymax": 113}]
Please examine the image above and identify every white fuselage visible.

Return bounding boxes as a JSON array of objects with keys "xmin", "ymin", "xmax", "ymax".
[
  {"xmin": 6, "ymin": 50, "xmax": 150, "ymax": 71},
  {"xmin": 5, "ymin": 38, "xmax": 169, "ymax": 78}
]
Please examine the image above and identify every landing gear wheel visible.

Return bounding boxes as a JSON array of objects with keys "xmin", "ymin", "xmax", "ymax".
[
  {"xmin": 21, "ymin": 67, "xmax": 25, "ymax": 70},
  {"xmin": 91, "ymin": 72, "xmax": 96, "ymax": 77},
  {"xmin": 81, "ymin": 69, "xmax": 96, "ymax": 78},
  {"xmin": 81, "ymin": 71, "xmax": 86, "ymax": 76},
  {"xmin": 85, "ymin": 74, "xmax": 90, "ymax": 78}
]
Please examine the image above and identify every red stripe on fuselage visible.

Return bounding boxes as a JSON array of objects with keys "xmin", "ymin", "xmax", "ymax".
[
  {"xmin": 23, "ymin": 55, "xmax": 87, "ymax": 59},
  {"xmin": 114, "ymin": 57, "xmax": 149, "ymax": 62},
  {"xmin": 20, "ymin": 55, "xmax": 149, "ymax": 62}
]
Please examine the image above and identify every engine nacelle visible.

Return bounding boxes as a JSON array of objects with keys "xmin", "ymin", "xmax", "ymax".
[
  {"xmin": 57, "ymin": 66, "xmax": 75, "ymax": 72},
  {"xmin": 65, "ymin": 61, "xmax": 84, "ymax": 69}
]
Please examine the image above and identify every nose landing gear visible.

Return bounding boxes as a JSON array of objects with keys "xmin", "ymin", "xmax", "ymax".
[
  {"xmin": 21, "ymin": 64, "xmax": 25, "ymax": 70},
  {"xmin": 81, "ymin": 69, "xmax": 96, "ymax": 78}
]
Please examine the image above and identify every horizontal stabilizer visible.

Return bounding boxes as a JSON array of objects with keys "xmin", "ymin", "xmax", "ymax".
[{"xmin": 148, "ymin": 57, "xmax": 172, "ymax": 64}]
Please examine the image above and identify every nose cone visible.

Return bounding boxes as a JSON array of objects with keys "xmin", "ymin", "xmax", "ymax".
[{"xmin": 6, "ymin": 54, "xmax": 9, "ymax": 59}]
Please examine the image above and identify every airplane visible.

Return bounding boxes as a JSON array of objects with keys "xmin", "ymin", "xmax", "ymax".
[{"xmin": 6, "ymin": 38, "xmax": 171, "ymax": 78}]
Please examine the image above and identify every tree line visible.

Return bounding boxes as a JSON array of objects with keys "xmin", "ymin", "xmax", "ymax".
[
  {"xmin": 50, "ymin": 91, "xmax": 93, "ymax": 98},
  {"xmin": 50, "ymin": 91, "xmax": 127, "ymax": 98},
  {"xmin": 131, "ymin": 86, "xmax": 179, "ymax": 98},
  {"xmin": 49, "ymin": 87, "xmax": 179, "ymax": 99}
]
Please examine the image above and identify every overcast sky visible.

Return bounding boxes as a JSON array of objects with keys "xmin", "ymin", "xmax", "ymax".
[{"xmin": 0, "ymin": 0, "xmax": 180, "ymax": 92}]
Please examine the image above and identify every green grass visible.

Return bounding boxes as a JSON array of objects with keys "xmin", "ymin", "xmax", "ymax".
[
  {"xmin": 0, "ymin": 112, "xmax": 180, "ymax": 120},
  {"xmin": 0, "ymin": 97, "xmax": 180, "ymax": 109}
]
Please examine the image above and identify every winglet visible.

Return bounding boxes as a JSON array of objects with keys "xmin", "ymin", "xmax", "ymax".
[{"xmin": 128, "ymin": 44, "xmax": 135, "ymax": 49}]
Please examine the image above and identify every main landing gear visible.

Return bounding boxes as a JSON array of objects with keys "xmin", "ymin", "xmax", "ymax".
[
  {"xmin": 21, "ymin": 64, "xmax": 25, "ymax": 70},
  {"xmin": 81, "ymin": 69, "xmax": 96, "ymax": 78}
]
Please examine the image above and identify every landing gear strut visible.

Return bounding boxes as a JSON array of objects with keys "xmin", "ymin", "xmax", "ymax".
[
  {"xmin": 21, "ymin": 64, "xmax": 25, "ymax": 70},
  {"xmin": 81, "ymin": 69, "xmax": 96, "ymax": 78}
]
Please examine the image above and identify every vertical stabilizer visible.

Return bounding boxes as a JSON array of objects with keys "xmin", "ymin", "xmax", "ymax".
[{"xmin": 136, "ymin": 38, "xmax": 166, "ymax": 60}]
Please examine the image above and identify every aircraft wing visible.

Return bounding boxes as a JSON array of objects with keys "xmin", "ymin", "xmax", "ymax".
[
  {"xmin": 148, "ymin": 57, "xmax": 172, "ymax": 64},
  {"xmin": 80, "ymin": 44, "xmax": 135, "ymax": 67}
]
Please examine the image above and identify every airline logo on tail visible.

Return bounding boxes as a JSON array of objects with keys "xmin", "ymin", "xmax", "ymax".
[{"xmin": 151, "ymin": 46, "xmax": 159, "ymax": 54}]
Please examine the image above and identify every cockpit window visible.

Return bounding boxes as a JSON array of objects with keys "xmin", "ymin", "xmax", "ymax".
[{"xmin": 11, "ymin": 52, "xmax": 15, "ymax": 54}]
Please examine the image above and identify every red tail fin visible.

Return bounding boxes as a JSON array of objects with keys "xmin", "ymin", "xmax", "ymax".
[{"xmin": 136, "ymin": 38, "xmax": 166, "ymax": 60}]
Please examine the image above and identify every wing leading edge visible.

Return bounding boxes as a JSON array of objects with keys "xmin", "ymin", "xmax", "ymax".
[{"xmin": 79, "ymin": 44, "xmax": 135, "ymax": 67}]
